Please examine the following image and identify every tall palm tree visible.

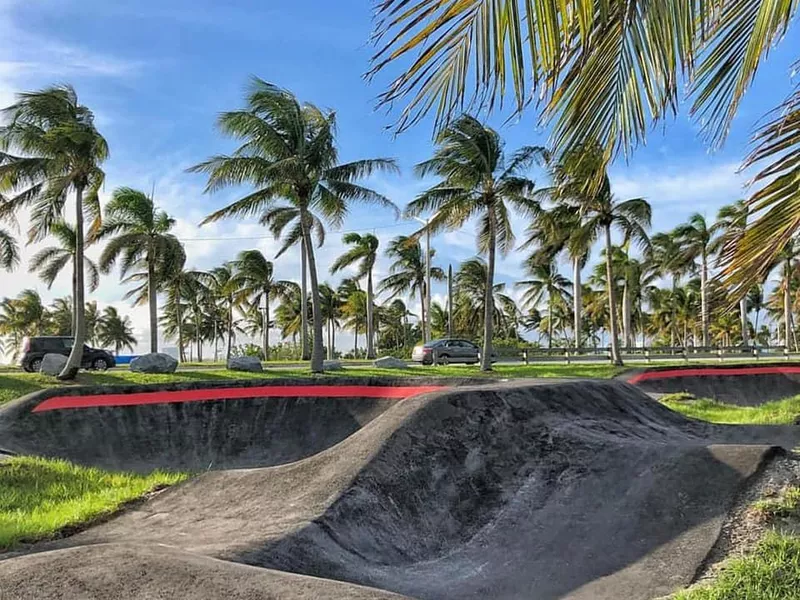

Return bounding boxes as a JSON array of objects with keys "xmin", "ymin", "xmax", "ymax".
[
  {"xmin": 84, "ymin": 301, "xmax": 100, "ymax": 345},
  {"xmin": 340, "ymin": 287, "xmax": 368, "ymax": 358},
  {"xmin": 189, "ymin": 79, "xmax": 399, "ymax": 372},
  {"xmin": 274, "ymin": 281, "xmax": 304, "ymax": 352},
  {"xmin": 0, "ymin": 85, "xmax": 108, "ymax": 379},
  {"xmin": 96, "ymin": 188, "xmax": 184, "ymax": 353},
  {"xmin": 674, "ymin": 214, "xmax": 718, "ymax": 347},
  {"xmin": 330, "ymin": 233, "xmax": 381, "ymax": 359},
  {"xmin": 517, "ymin": 260, "xmax": 572, "ymax": 348},
  {"xmin": 199, "ymin": 264, "xmax": 243, "ymax": 361},
  {"xmin": 29, "ymin": 221, "xmax": 100, "ymax": 333},
  {"xmin": 453, "ymin": 257, "xmax": 515, "ymax": 342},
  {"xmin": 379, "ymin": 235, "xmax": 444, "ymax": 338},
  {"xmin": 47, "ymin": 297, "xmax": 73, "ymax": 336},
  {"xmin": 711, "ymin": 200, "xmax": 750, "ymax": 345},
  {"xmin": 650, "ymin": 232, "xmax": 692, "ymax": 347},
  {"xmin": 231, "ymin": 249, "xmax": 292, "ymax": 361},
  {"xmin": 97, "ymin": 306, "xmax": 136, "ymax": 355},
  {"xmin": 407, "ymin": 115, "xmax": 541, "ymax": 370}
]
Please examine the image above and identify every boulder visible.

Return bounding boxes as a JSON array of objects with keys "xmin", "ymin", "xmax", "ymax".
[
  {"xmin": 39, "ymin": 353, "xmax": 67, "ymax": 376},
  {"xmin": 227, "ymin": 356, "xmax": 263, "ymax": 373},
  {"xmin": 323, "ymin": 360, "xmax": 344, "ymax": 371},
  {"xmin": 373, "ymin": 356, "xmax": 408, "ymax": 369},
  {"xmin": 129, "ymin": 353, "xmax": 179, "ymax": 374}
]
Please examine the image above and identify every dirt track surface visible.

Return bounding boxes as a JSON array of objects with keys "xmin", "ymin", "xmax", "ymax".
[
  {"xmin": 2, "ymin": 378, "xmax": 800, "ymax": 600},
  {"xmin": 627, "ymin": 363, "xmax": 800, "ymax": 405}
]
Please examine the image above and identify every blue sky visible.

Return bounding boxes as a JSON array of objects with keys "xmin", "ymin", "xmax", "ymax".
[{"xmin": 1, "ymin": 0, "xmax": 797, "ymax": 350}]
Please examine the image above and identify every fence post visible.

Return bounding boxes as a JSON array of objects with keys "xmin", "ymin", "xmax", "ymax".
[
  {"xmin": 784, "ymin": 346, "xmax": 790, "ymax": 361},
  {"xmin": 523, "ymin": 348, "xmax": 529, "ymax": 366},
  {"xmin": 564, "ymin": 350, "xmax": 570, "ymax": 365},
  {"xmin": 645, "ymin": 349, "xmax": 651, "ymax": 364},
  {"xmin": 753, "ymin": 346, "xmax": 759, "ymax": 360},
  {"xmin": 717, "ymin": 348, "xmax": 723, "ymax": 363}
]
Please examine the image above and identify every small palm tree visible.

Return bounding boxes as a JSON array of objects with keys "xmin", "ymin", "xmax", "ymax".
[
  {"xmin": 231, "ymin": 249, "xmax": 293, "ymax": 361},
  {"xmin": 517, "ymin": 260, "xmax": 572, "ymax": 349},
  {"xmin": 0, "ymin": 85, "xmax": 108, "ymax": 379},
  {"xmin": 712, "ymin": 200, "xmax": 750, "ymax": 345},
  {"xmin": 379, "ymin": 235, "xmax": 444, "ymax": 339},
  {"xmin": 29, "ymin": 220, "xmax": 100, "ymax": 337},
  {"xmin": 190, "ymin": 79, "xmax": 399, "ymax": 372},
  {"xmin": 331, "ymin": 233, "xmax": 382, "ymax": 359},
  {"xmin": 97, "ymin": 306, "xmax": 136, "ymax": 355},
  {"xmin": 46, "ymin": 297, "xmax": 73, "ymax": 336},
  {"xmin": 199, "ymin": 264, "xmax": 243, "ymax": 361},
  {"xmin": 406, "ymin": 115, "xmax": 542, "ymax": 370},
  {"xmin": 96, "ymin": 188, "xmax": 185, "ymax": 353},
  {"xmin": 319, "ymin": 283, "xmax": 341, "ymax": 360}
]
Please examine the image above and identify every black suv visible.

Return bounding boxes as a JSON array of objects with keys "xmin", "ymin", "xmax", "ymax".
[{"xmin": 20, "ymin": 337, "xmax": 116, "ymax": 372}]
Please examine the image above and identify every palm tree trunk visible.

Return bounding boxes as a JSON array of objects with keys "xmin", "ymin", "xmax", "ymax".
[
  {"xmin": 604, "ymin": 224, "xmax": 622, "ymax": 366},
  {"xmin": 148, "ymin": 259, "xmax": 158, "ymax": 353},
  {"xmin": 263, "ymin": 287, "xmax": 270, "ymax": 361},
  {"xmin": 701, "ymin": 252, "xmax": 709, "ymax": 347},
  {"xmin": 548, "ymin": 297, "xmax": 554, "ymax": 349},
  {"xmin": 60, "ymin": 184, "xmax": 86, "ymax": 380},
  {"xmin": 418, "ymin": 285, "xmax": 426, "ymax": 342},
  {"xmin": 354, "ymin": 324, "xmax": 358, "ymax": 356},
  {"xmin": 481, "ymin": 208, "xmax": 496, "ymax": 371},
  {"xmin": 71, "ymin": 271, "xmax": 77, "ymax": 337},
  {"xmin": 300, "ymin": 240, "xmax": 310, "ymax": 361},
  {"xmin": 366, "ymin": 269, "xmax": 376, "ymax": 359},
  {"xmin": 740, "ymin": 297, "xmax": 749, "ymax": 346},
  {"xmin": 670, "ymin": 275, "xmax": 678, "ymax": 349},
  {"xmin": 226, "ymin": 300, "xmax": 233, "ymax": 361},
  {"xmin": 177, "ymin": 300, "xmax": 184, "ymax": 362},
  {"xmin": 785, "ymin": 259, "xmax": 792, "ymax": 349},
  {"xmin": 300, "ymin": 211, "xmax": 325, "ymax": 372},
  {"xmin": 622, "ymin": 282, "xmax": 632, "ymax": 349},
  {"xmin": 573, "ymin": 258, "xmax": 582, "ymax": 348}
]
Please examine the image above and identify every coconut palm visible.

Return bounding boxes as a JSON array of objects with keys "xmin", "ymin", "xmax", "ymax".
[
  {"xmin": 231, "ymin": 249, "xmax": 293, "ymax": 361},
  {"xmin": 516, "ymin": 261, "xmax": 572, "ymax": 349},
  {"xmin": 96, "ymin": 188, "xmax": 184, "ymax": 353},
  {"xmin": 198, "ymin": 264, "xmax": 244, "ymax": 361},
  {"xmin": 650, "ymin": 232, "xmax": 692, "ymax": 347},
  {"xmin": 453, "ymin": 257, "xmax": 515, "ymax": 342},
  {"xmin": 46, "ymin": 297, "xmax": 73, "ymax": 336},
  {"xmin": 84, "ymin": 301, "xmax": 100, "ymax": 345},
  {"xmin": 330, "ymin": 233, "xmax": 382, "ymax": 359},
  {"xmin": 29, "ymin": 220, "xmax": 100, "ymax": 305},
  {"xmin": 97, "ymin": 306, "xmax": 136, "ymax": 355},
  {"xmin": 0, "ymin": 85, "xmax": 108, "ymax": 379},
  {"xmin": 274, "ymin": 281, "xmax": 304, "ymax": 351},
  {"xmin": 189, "ymin": 79, "xmax": 399, "ymax": 372},
  {"xmin": 711, "ymin": 200, "xmax": 750, "ymax": 345},
  {"xmin": 407, "ymin": 116, "xmax": 542, "ymax": 370},
  {"xmin": 319, "ymin": 283, "xmax": 341, "ymax": 360},
  {"xmin": 673, "ymin": 214, "xmax": 719, "ymax": 347},
  {"xmin": 379, "ymin": 235, "xmax": 444, "ymax": 337}
]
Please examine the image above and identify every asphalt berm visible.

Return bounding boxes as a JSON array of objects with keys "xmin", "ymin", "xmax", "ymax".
[
  {"xmin": 1, "ymin": 377, "xmax": 799, "ymax": 599},
  {"xmin": 627, "ymin": 363, "xmax": 800, "ymax": 405}
]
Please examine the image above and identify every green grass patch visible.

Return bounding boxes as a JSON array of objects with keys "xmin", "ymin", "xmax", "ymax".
[
  {"xmin": 0, "ymin": 456, "xmax": 186, "ymax": 550},
  {"xmin": 662, "ymin": 396, "xmax": 800, "ymax": 425},
  {"xmin": 672, "ymin": 532, "xmax": 800, "ymax": 599},
  {"xmin": 753, "ymin": 487, "xmax": 800, "ymax": 520}
]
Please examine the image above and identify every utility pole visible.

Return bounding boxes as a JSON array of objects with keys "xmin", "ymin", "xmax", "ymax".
[
  {"xmin": 447, "ymin": 264, "xmax": 453, "ymax": 338},
  {"xmin": 412, "ymin": 216, "xmax": 433, "ymax": 342}
]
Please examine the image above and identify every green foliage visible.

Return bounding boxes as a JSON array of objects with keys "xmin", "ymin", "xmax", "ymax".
[
  {"xmin": 0, "ymin": 456, "xmax": 186, "ymax": 550},
  {"xmin": 662, "ymin": 396, "xmax": 800, "ymax": 425},
  {"xmin": 752, "ymin": 487, "xmax": 800, "ymax": 520},
  {"xmin": 672, "ymin": 532, "xmax": 800, "ymax": 600}
]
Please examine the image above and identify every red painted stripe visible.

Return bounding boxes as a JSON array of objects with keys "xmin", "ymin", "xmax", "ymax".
[
  {"xmin": 32, "ymin": 385, "xmax": 444, "ymax": 413},
  {"xmin": 628, "ymin": 366, "xmax": 800, "ymax": 384}
]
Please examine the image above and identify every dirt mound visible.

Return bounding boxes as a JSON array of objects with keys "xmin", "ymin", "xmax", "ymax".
[
  {"xmin": 626, "ymin": 364, "xmax": 800, "ymax": 405},
  {"xmin": 4, "ymin": 379, "xmax": 799, "ymax": 600}
]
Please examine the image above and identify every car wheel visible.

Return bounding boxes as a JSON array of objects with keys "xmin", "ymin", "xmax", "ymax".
[
  {"xmin": 438, "ymin": 354, "xmax": 450, "ymax": 366},
  {"xmin": 92, "ymin": 358, "xmax": 109, "ymax": 371},
  {"xmin": 30, "ymin": 358, "xmax": 42, "ymax": 373}
]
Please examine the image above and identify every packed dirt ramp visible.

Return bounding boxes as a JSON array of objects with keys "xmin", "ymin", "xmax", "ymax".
[{"xmin": 1, "ymin": 377, "xmax": 799, "ymax": 599}]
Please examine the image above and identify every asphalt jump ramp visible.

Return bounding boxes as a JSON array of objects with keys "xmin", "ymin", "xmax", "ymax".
[{"xmin": 1, "ymin": 377, "xmax": 798, "ymax": 600}]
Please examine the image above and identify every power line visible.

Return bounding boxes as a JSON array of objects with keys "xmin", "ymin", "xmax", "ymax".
[{"xmin": 176, "ymin": 221, "xmax": 413, "ymax": 242}]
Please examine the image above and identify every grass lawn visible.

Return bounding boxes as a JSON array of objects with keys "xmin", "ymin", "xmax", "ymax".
[
  {"xmin": 0, "ymin": 456, "xmax": 186, "ymax": 550},
  {"xmin": 661, "ymin": 394, "xmax": 800, "ymax": 425}
]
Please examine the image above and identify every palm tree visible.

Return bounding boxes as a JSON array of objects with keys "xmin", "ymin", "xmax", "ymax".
[
  {"xmin": 330, "ymin": 233, "xmax": 381, "ymax": 359},
  {"xmin": 96, "ymin": 188, "xmax": 184, "ymax": 354},
  {"xmin": 84, "ymin": 301, "xmax": 100, "ymax": 345},
  {"xmin": 650, "ymin": 232, "xmax": 692, "ymax": 347},
  {"xmin": 453, "ymin": 257, "xmax": 515, "ymax": 342},
  {"xmin": 517, "ymin": 260, "xmax": 572, "ymax": 348},
  {"xmin": 379, "ymin": 235, "xmax": 444, "ymax": 339},
  {"xmin": 774, "ymin": 240, "xmax": 799, "ymax": 349},
  {"xmin": 673, "ymin": 214, "xmax": 719, "ymax": 347},
  {"xmin": 340, "ymin": 287, "xmax": 368, "ymax": 358},
  {"xmin": 189, "ymin": 79, "xmax": 399, "ymax": 372},
  {"xmin": 29, "ymin": 221, "xmax": 100, "ymax": 336},
  {"xmin": 97, "ymin": 306, "xmax": 136, "ymax": 355},
  {"xmin": 712, "ymin": 200, "xmax": 750, "ymax": 345},
  {"xmin": 199, "ymin": 264, "xmax": 243, "ymax": 361},
  {"xmin": 231, "ymin": 249, "xmax": 292, "ymax": 361},
  {"xmin": 406, "ymin": 116, "xmax": 541, "ymax": 370},
  {"xmin": 274, "ymin": 281, "xmax": 304, "ymax": 352},
  {"xmin": 0, "ymin": 85, "xmax": 108, "ymax": 379},
  {"xmin": 47, "ymin": 297, "xmax": 73, "ymax": 336},
  {"xmin": 319, "ymin": 283, "xmax": 341, "ymax": 360}
]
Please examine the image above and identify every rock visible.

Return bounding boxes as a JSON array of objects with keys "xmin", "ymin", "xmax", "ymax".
[
  {"xmin": 39, "ymin": 353, "xmax": 68, "ymax": 376},
  {"xmin": 227, "ymin": 356, "xmax": 263, "ymax": 373},
  {"xmin": 130, "ymin": 353, "xmax": 179, "ymax": 374},
  {"xmin": 323, "ymin": 360, "xmax": 343, "ymax": 371},
  {"xmin": 373, "ymin": 356, "xmax": 408, "ymax": 369}
]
